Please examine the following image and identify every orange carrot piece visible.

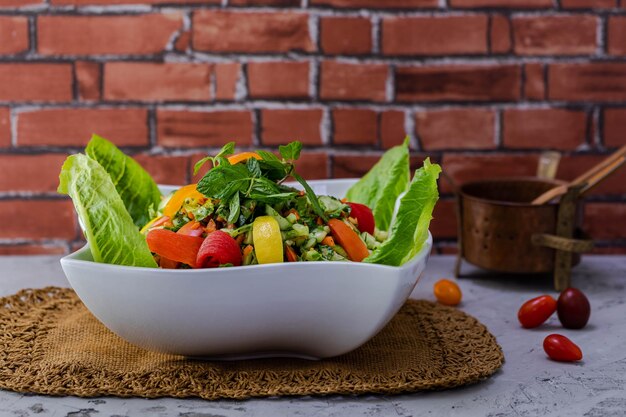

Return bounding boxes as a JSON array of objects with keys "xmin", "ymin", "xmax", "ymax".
[
  {"xmin": 321, "ymin": 236, "xmax": 335, "ymax": 247},
  {"xmin": 286, "ymin": 208, "xmax": 300, "ymax": 220},
  {"xmin": 243, "ymin": 245, "xmax": 254, "ymax": 258},
  {"xmin": 327, "ymin": 219, "xmax": 370, "ymax": 262},
  {"xmin": 285, "ymin": 245, "xmax": 298, "ymax": 262}
]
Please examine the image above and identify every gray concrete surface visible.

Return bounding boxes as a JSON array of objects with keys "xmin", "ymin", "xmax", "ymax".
[{"xmin": 0, "ymin": 255, "xmax": 624, "ymax": 417}]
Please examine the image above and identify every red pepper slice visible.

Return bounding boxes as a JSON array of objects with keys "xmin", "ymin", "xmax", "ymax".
[
  {"xmin": 196, "ymin": 230, "xmax": 242, "ymax": 268},
  {"xmin": 146, "ymin": 229, "xmax": 203, "ymax": 268}
]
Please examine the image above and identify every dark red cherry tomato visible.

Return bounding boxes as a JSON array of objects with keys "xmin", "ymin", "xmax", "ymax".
[
  {"xmin": 557, "ymin": 288, "xmax": 591, "ymax": 329},
  {"xmin": 543, "ymin": 334, "xmax": 583, "ymax": 362},
  {"xmin": 518, "ymin": 295, "xmax": 557, "ymax": 328},
  {"xmin": 347, "ymin": 202, "xmax": 375, "ymax": 235}
]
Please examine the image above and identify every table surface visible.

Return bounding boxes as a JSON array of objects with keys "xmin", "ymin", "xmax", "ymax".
[{"xmin": 0, "ymin": 255, "xmax": 624, "ymax": 417}]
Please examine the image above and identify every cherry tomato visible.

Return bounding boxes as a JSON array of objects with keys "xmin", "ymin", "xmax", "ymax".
[
  {"xmin": 517, "ymin": 295, "xmax": 557, "ymax": 328},
  {"xmin": 347, "ymin": 202, "xmax": 376, "ymax": 235},
  {"xmin": 543, "ymin": 334, "xmax": 583, "ymax": 362},
  {"xmin": 433, "ymin": 279, "xmax": 462, "ymax": 306},
  {"xmin": 557, "ymin": 288, "xmax": 591, "ymax": 329}
]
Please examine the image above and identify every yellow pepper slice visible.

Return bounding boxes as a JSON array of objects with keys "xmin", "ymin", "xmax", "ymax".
[
  {"xmin": 163, "ymin": 184, "xmax": 205, "ymax": 218},
  {"xmin": 227, "ymin": 152, "xmax": 261, "ymax": 165},
  {"xmin": 252, "ymin": 216, "xmax": 284, "ymax": 264}
]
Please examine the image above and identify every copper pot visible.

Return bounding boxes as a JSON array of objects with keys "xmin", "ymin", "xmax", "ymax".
[{"xmin": 457, "ymin": 177, "xmax": 583, "ymax": 274}]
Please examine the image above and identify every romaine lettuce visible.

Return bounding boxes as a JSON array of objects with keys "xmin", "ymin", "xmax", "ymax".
[
  {"xmin": 344, "ymin": 138, "xmax": 410, "ymax": 231},
  {"xmin": 58, "ymin": 154, "xmax": 158, "ymax": 268},
  {"xmin": 85, "ymin": 135, "xmax": 161, "ymax": 228},
  {"xmin": 364, "ymin": 158, "xmax": 441, "ymax": 266}
]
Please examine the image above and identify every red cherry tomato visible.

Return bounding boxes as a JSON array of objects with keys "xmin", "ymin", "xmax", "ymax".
[
  {"xmin": 557, "ymin": 288, "xmax": 591, "ymax": 329},
  {"xmin": 543, "ymin": 334, "xmax": 583, "ymax": 362},
  {"xmin": 518, "ymin": 295, "xmax": 557, "ymax": 328},
  {"xmin": 346, "ymin": 202, "xmax": 375, "ymax": 235},
  {"xmin": 433, "ymin": 279, "xmax": 462, "ymax": 306}
]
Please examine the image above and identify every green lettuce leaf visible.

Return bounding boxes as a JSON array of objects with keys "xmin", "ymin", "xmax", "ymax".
[
  {"xmin": 58, "ymin": 154, "xmax": 158, "ymax": 268},
  {"xmin": 344, "ymin": 137, "xmax": 410, "ymax": 231},
  {"xmin": 364, "ymin": 158, "xmax": 441, "ymax": 266},
  {"xmin": 85, "ymin": 134, "xmax": 161, "ymax": 228}
]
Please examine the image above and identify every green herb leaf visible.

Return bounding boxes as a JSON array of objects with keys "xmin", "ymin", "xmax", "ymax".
[
  {"xmin": 197, "ymin": 163, "xmax": 250, "ymax": 199},
  {"xmin": 193, "ymin": 156, "xmax": 213, "ymax": 176},
  {"xmin": 292, "ymin": 172, "xmax": 328, "ymax": 222},
  {"xmin": 345, "ymin": 137, "xmax": 410, "ymax": 231},
  {"xmin": 227, "ymin": 192, "xmax": 240, "ymax": 224},
  {"xmin": 85, "ymin": 134, "xmax": 161, "ymax": 228},
  {"xmin": 256, "ymin": 150, "xmax": 281, "ymax": 162},
  {"xmin": 364, "ymin": 158, "xmax": 440, "ymax": 266},
  {"xmin": 279, "ymin": 141, "xmax": 302, "ymax": 161},
  {"xmin": 58, "ymin": 154, "xmax": 157, "ymax": 268},
  {"xmin": 193, "ymin": 142, "xmax": 235, "ymax": 175}
]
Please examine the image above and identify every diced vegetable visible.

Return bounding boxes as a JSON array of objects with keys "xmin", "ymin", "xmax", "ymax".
[
  {"xmin": 347, "ymin": 202, "xmax": 375, "ymax": 235},
  {"xmin": 177, "ymin": 220, "xmax": 204, "ymax": 237},
  {"xmin": 163, "ymin": 184, "xmax": 205, "ymax": 219}
]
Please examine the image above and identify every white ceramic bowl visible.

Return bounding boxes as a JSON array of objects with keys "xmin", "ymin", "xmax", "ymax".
[{"xmin": 61, "ymin": 179, "xmax": 432, "ymax": 359}]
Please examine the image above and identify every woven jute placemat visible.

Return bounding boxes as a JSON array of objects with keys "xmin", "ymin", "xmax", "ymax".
[{"xmin": 0, "ymin": 287, "xmax": 503, "ymax": 400}]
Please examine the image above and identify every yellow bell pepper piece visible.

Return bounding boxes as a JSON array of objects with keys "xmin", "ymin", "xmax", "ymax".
[
  {"xmin": 227, "ymin": 152, "xmax": 261, "ymax": 165},
  {"xmin": 252, "ymin": 216, "xmax": 284, "ymax": 264},
  {"xmin": 163, "ymin": 184, "xmax": 205, "ymax": 218}
]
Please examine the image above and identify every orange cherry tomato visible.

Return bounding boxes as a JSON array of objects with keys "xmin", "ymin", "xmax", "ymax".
[
  {"xmin": 433, "ymin": 279, "xmax": 462, "ymax": 306},
  {"xmin": 543, "ymin": 334, "xmax": 583, "ymax": 362},
  {"xmin": 518, "ymin": 295, "xmax": 557, "ymax": 329}
]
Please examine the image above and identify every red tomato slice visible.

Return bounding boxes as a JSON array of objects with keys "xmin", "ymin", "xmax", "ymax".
[{"xmin": 347, "ymin": 202, "xmax": 376, "ymax": 235}]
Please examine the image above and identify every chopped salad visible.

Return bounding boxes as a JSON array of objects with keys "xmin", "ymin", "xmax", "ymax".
[{"xmin": 58, "ymin": 135, "xmax": 440, "ymax": 269}]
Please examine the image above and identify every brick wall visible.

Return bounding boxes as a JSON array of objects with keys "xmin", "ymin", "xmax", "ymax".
[{"xmin": 0, "ymin": 0, "xmax": 625, "ymax": 256}]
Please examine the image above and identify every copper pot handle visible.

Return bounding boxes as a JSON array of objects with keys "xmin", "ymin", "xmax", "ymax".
[{"xmin": 531, "ymin": 233, "xmax": 594, "ymax": 253}]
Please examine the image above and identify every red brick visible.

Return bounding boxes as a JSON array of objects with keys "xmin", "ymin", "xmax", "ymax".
[
  {"xmin": 51, "ymin": 0, "xmax": 216, "ymax": 4},
  {"xmin": 104, "ymin": 63, "xmax": 211, "ymax": 102},
  {"xmin": 381, "ymin": 110, "xmax": 406, "ymax": 149},
  {"xmin": 261, "ymin": 109, "xmax": 322, "ymax": 146},
  {"xmin": 395, "ymin": 65, "xmax": 521, "ymax": 102},
  {"xmin": 0, "ymin": 154, "xmax": 68, "ymax": 193},
  {"xmin": 17, "ymin": 109, "xmax": 149, "ymax": 147},
  {"xmin": 320, "ymin": 17, "xmax": 372, "ymax": 55},
  {"xmin": 430, "ymin": 199, "xmax": 457, "ymax": 239},
  {"xmin": 490, "ymin": 15, "xmax": 512, "ymax": 53},
  {"xmin": 294, "ymin": 152, "xmax": 328, "ymax": 180},
  {"xmin": 416, "ymin": 109, "xmax": 495, "ymax": 151},
  {"xmin": 132, "ymin": 154, "xmax": 189, "ymax": 185},
  {"xmin": 0, "ymin": 64, "xmax": 72, "ymax": 102},
  {"xmin": 193, "ymin": 11, "xmax": 314, "ymax": 53},
  {"xmin": 76, "ymin": 61, "xmax": 101, "ymax": 101},
  {"xmin": 320, "ymin": 61, "xmax": 388, "ymax": 102},
  {"xmin": 503, "ymin": 109, "xmax": 587, "ymax": 150},
  {"xmin": 174, "ymin": 31, "xmax": 190, "ymax": 52},
  {"xmin": 604, "ymin": 108, "xmax": 626, "ymax": 147},
  {"xmin": 450, "ymin": 0, "xmax": 552, "ymax": 7},
  {"xmin": 215, "ymin": 62, "xmax": 240, "ymax": 101},
  {"xmin": 512, "ymin": 16, "xmax": 597, "ymax": 55},
  {"xmin": 548, "ymin": 63, "xmax": 626, "ymax": 101},
  {"xmin": 311, "ymin": 0, "xmax": 437, "ymax": 7},
  {"xmin": 441, "ymin": 153, "xmax": 539, "ymax": 193},
  {"xmin": 0, "ymin": 16, "xmax": 28, "ymax": 54},
  {"xmin": 332, "ymin": 109, "xmax": 378, "ymax": 146},
  {"xmin": 382, "ymin": 16, "xmax": 488, "ymax": 56},
  {"xmin": 557, "ymin": 154, "xmax": 626, "ymax": 196},
  {"xmin": 0, "ymin": 200, "xmax": 77, "ymax": 240},
  {"xmin": 157, "ymin": 110, "xmax": 253, "ymax": 148},
  {"xmin": 248, "ymin": 61, "xmax": 309, "ymax": 99},
  {"xmin": 333, "ymin": 154, "xmax": 429, "ymax": 178},
  {"xmin": 523, "ymin": 63, "xmax": 545, "ymax": 100},
  {"xmin": 230, "ymin": 0, "xmax": 300, "ymax": 5},
  {"xmin": 0, "ymin": 244, "xmax": 68, "ymax": 256},
  {"xmin": 0, "ymin": 108, "xmax": 10, "ymax": 148},
  {"xmin": 584, "ymin": 203, "xmax": 626, "ymax": 240},
  {"xmin": 561, "ymin": 0, "xmax": 616, "ymax": 8},
  {"xmin": 608, "ymin": 16, "xmax": 626, "ymax": 55},
  {"xmin": 0, "ymin": 0, "xmax": 41, "ymax": 6},
  {"xmin": 38, "ymin": 14, "xmax": 182, "ymax": 56}
]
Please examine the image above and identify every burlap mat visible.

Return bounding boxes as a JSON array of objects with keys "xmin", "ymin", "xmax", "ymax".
[{"xmin": 0, "ymin": 287, "xmax": 503, "ymax": 400}]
